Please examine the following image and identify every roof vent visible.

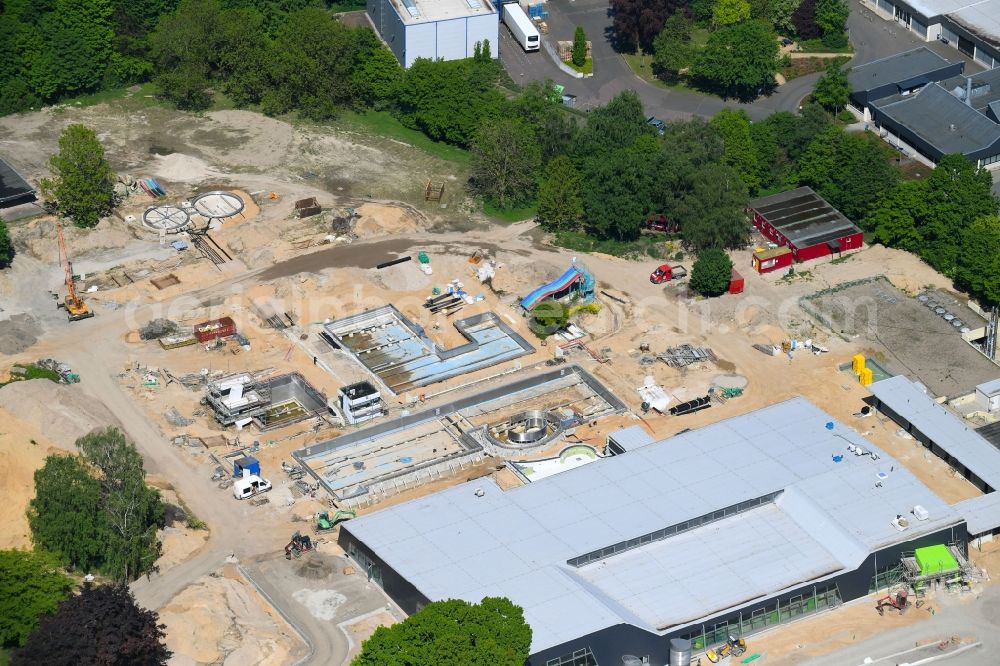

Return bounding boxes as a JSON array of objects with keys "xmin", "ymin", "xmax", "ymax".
[
  {"xmin": 949, "ymin": 124, "xmax": 957, "ymax": 131},
  {"xmin": 892, "ymin": 514, "xmax": 910, "ymax": 531},
  {"xmin": 912, "ymin": 505, "xmax": 930, "ymax": 521},
  {"xmin": 474, "ymin": 488, "xmax": 485, "ymax": 497}
]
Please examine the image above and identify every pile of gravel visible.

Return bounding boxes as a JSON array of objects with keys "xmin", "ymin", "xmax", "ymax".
[{"xmin": 139, "ymin": 318, "xmax": 178, "ymax": 340}]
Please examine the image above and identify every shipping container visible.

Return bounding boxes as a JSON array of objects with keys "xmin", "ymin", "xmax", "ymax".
[
  {"xmin": 752, "ymin": 246, "xmax": 794, "ymax": 273},
  {"xmin": 194, "ymin": 316, "xmax": 236, "ymax": 343},
  {"xmin": 729, "ymin": 269, "xmax": 745, "ymax": 295}
]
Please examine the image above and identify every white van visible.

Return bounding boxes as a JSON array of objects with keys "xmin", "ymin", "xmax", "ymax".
[{"xmin": 233, "ymin": 474, "xmax": 272, "ymax": 500}]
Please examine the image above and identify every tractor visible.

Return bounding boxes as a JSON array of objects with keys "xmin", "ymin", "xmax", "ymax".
[
  {"xmin": 706, "ymin": 636, "xmax": 747, "ymax": 663},
  {"xmin": 315, "ymin": 509, "xmax": 356, "ymax": 534},
  {"xmin": 876, "ymin": 589, "xmax": 910, "ymax": 616}
]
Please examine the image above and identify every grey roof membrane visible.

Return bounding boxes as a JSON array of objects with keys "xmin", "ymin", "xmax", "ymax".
[
  {"xmin": 869, "ymin": 375, "xmax": 1000, "ymax": 533},
  {"xmin": 607, "ymin": 424, "xmax": 655, "ymax": 452},
  {"xmin": 849, "ymin": 47, "xmax": 955, "ymax": 93},
  {"xmin": 344, "ymin": 398, "xmax": 960, "ymax": 653},
  {"xmin": 976, "ymin": 377, "xmax": 1000, "ymax": 397},
  {"xmin": 749, "ymin": 187, "xmax": 860, "ymax": 247},
  {"xmin": 874, "ymin": 83, "xmax": 1000, "ymax": 156}
]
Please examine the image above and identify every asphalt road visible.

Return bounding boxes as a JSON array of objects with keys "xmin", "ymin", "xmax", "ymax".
[{"xmin": 498, "ymin": 0, "xmax": 962, "ymax": 121}]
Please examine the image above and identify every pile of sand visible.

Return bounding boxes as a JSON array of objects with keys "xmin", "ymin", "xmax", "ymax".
[
  {"xmin": 0, "ymin": 313, "xmax": 39, "ymax": 354},
  {"xmin": 0, "ymin": 408, "xmax": 67, "ymax": 548},
  {"xmin": 0, "ymin": 379, "xmax": 120, "ymax": 548},
  {"xmin": 352, "ymin": 202, "xmax": 425, "ymax": 238},
  {"xmin": 0, "ymin": 379, "xmax": 118, "ymax": 448},
  {"xmin": 160, "ymin": 568, "xmax": 298, "ymax": 665},
  {"xmin": 152, "ymin": 153, "xmax": 217, "ymax": 183}
]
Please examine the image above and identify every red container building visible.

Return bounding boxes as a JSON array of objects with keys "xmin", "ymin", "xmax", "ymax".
[
  {"xmin": 194, "ymin": 317, "xmax": 236, "ymax": 343},
  {"xmin": 729, "ymin": 269, "xmax": 745, "ymax": 295},
  {"xmin": 751, "ymin": 246, "xmax": 794, "ymax": 274},
  {"xmin": 749, "ymin": 187, "xmax": 863, "ymax": 263}
]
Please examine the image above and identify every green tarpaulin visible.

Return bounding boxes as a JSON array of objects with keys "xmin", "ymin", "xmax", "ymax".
[{"xmin": 914, "ymin": 544, "xmax": 958, "ymax": 576}]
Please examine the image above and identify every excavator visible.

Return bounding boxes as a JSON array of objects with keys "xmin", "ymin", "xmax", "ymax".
[{"xmin": 55, "ymin": 219, "xmax": 93, "ymax": 321}]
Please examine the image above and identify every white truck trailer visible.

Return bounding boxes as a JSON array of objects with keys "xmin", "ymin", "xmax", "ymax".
[{"xmin": 503, "ymin": 3, "xmax": 539, "ymax": 52}]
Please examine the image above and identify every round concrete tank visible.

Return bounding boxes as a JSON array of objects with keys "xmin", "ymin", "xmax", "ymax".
[{"xmin": 669, "ymin": 638, "xmax": 692, "ymax": 666}]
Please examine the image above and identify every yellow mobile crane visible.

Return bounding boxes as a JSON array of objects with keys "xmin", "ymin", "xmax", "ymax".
[{"xmin": 56, "ymin": 219, "xmax": 93, "ymax": 321}]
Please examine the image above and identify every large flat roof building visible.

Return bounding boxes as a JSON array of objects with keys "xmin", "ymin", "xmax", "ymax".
[
  {"xmin": 340, "ymin": 397, "xmax": 967, "ymax": 666},
  {"xmin": 367, "ymin": 0, "xmax": 499, "ymax": 67},
  {"xmin": 865, "ymin": 0, "xmax": 1000, "ymax": 68},
  {"xmin": 849, "ymin": 48, "xmax": 1000, "ymax": 167},
  {"xmin": 0, "ymin": 157, "xmax": 35, "ymax": 208},
  {"xmin": 748, "ymin": 187, "xmax": 864, "ymax": 262}
]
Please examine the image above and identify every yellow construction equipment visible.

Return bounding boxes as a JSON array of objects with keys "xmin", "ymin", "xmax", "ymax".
[{"xmin": 56, "ymin": 219, "xmax": 93, "ymax": 321}]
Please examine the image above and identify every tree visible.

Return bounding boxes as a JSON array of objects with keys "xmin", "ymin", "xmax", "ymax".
[
  {"xmin": 471, "ymin": 117, "xmax": 541, "ymax": 210},
  {"xmin": 572, "ymin": 25, "xmax": 587, "ymax": 67},
  {"xmin": 795, "ymin": 126, "xmax": 899, "ymax": 221},
  {"xmin": 575, "ymin": 90, "xmax": 652, "ymax": 155},
  {"xmin": 28, "ymin": 455, "xmax": 107, "ymax": 574},
  {"xmin": 609, "ymin": 0, "xmax": 680, "ymax": 52},
  {"xmin": 693, "ymin": 20, "xmax": 780, "ymax": 100},
  {"xmin": 537, "ymin": 156, "xmax": 584, "ymax": 230},
  {"xmin": 0, "ymin": 219, "xmax": 14, "ymax": 268},
  {"xmin": 812, "ymin": 63, "xmax": 850, "ymax": 113},
  {"xmin": 711, "ymin": 108, "xmax": 760, "ymax": 193},
  {"xmin": 14, "ymin": 585, "xmax": 170, "ymax": 666},
  {"xmin": 816, "ymin": 0, "xmax": 849, "ymax": 47},
  {"xmin": 581, "ymin": 138, "xmax": 660, "ymax": 240},
  {"xmin": 352, "ymin": 44, "xmax": 402, "ymax": 109},
  {"xmin": 395, "ymin": 57, "xmax": 505, "ymax": 147},
  {"xmin": 149, "ymin": 0, "xmax": 223, "ymax": 111},
  {"xmin": 713, "ymin": 0, "xmax": 751, "ymax": 27},
  {"xmin": 652, "ymin": 14, "xmax": 695, "ymax": 80},
  {"xmin": 791, "ymin": 0, "xmax": 819, "ymax": 40},
  {"xmin": 77, "ymin": 428, "xmax": 164, "ymax": 583},
  {"xmin": 670, "ymin": 163, "xmax": 750, "ymax": 250},
  {"xmin": 529, "ymin": 299, "xmax": 572, "ymax": 338},
  {"xmin": 690, "ymin": 248, "xmax": 734, "ymax": 296},
  {"xmin": 868, "ymin": 180, "xmax": 927, "ymax": 246},
  {"xmin": 0, "ymin": 549, "xmax": 72, "ymax": 648},
  {"xmin": 353, "ymin": 597, "xmax": 531, "ymax": 666},
  {"xmin": 41, "ymin": 124, "xmax": 115, "ymax": 228},
  {"xmin": 764, "ymin": 0, "xmax": 799, "ymax": 35},
  {"xmin": 956, "ymin": 216, "xmax": 1000, "ymax": 307}
]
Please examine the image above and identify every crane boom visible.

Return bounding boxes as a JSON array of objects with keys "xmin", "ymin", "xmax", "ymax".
[{"xmin": 55, "ymin": 219, "xmax": 92, "ymax": 321}]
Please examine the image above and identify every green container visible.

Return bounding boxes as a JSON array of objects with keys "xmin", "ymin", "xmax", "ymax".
[
  {"xmin": 418, "ymin": 251, "xmax": 430, "ymax": 264},
  {"xmin": 915, "ymin": 544, "xmax": 958, "ymax": 576}
]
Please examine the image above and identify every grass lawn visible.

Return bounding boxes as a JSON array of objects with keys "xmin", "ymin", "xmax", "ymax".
[
  {"xmin": 483, "ymin": 200, "xmax": 537, "ymax": 222},
  {"xmin": 621, "ymin": 33, "xmax": 712, "ymax": 98},
  {"xmin": 54, "ymin": 82, "xmax": 161, "ymax": 110},
  {"xmin": 0, "ymin": 647, "xmax": 9, "ymax": 666},
  {"xmin": 551, "ymin": 230, "xmax": 671, "ymax": 259},
  {"xmin": 780, "ymin": 55, "xmax": 850, "ymax": 81},
  {"xmin": 332, "ymin": 110, "xmax": 470, "ymax": 164},
  {"xmin": 796, "ymin": 38, "xmax": 854, "ymax": 54},
  {"xmin": 0, "ymin": 363, "xmax": 62, "ymax": 387},
  {"xmin": 565, "ymin": 58, "xmax": 593, "ymax": 75}
]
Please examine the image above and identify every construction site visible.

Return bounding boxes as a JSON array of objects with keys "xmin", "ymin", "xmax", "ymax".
[{"xmin": 2, "ymin": 101, "xmax": 1000, "ymax": 666}]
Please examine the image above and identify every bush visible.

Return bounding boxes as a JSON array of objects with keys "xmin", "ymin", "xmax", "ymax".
[
  {"xmin": 690, "ymin": 248, "xmax": 734, "ymax": 296},
  {"xmin": 0, "ymin": 550, "xmax": 73, "ymax": 648}
]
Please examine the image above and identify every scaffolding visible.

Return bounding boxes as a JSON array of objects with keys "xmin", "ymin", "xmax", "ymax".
[
  {"xmin": 900, "ymin": 543, "xmax": 982, "ymax": 596},
  {"xmin": 657, "ymin": 344, "xmax": 718, "ymax": 368}
]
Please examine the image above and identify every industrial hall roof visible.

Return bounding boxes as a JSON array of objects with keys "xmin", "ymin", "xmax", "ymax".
[
  {"xmin": 903, "ymin": 0, "xmax": 1000, "ymax": 50},
  {"xmin": 848, "ymin": 47, "xmax": 956, "ymax": 93},
  {"xmin": 868, "ymin": 375, "xmax": 1000, "ymax": 534},
  {"xmin": 872, "ymin": 82, "xmax": 1000, "ymax": 157},
  {"xmin": 0, "ymin": 157, "xmax": 35, "ymax": 208},
  {"xmin": 749, "ymin": 187, "xmax": 861, "ymax": 248},
  {"xmin": 343, "ymin": 398, "xmax": 960, "ymax": 654}
]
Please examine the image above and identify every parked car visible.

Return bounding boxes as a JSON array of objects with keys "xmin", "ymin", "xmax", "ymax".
[
  {"xmin": 642, "ymin": 214, "xmax": 679, "ymax": 233},
  {"xmin": 646, "ymin": 116, "xmax": 665, "ymax": 135}
]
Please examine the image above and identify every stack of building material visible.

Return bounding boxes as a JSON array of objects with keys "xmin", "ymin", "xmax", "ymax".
[{"xmin": 657, "ymin": 344, "xmax": 716, "ymax": 368}]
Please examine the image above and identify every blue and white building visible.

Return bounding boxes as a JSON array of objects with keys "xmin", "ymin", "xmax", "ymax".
[{"xmin": 367, "ymin": 0, "xmax": 499, "ymax": 67}]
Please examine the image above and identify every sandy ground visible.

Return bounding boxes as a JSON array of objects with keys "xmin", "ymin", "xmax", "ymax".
[
  {"xmin": 3, "ymin": 98, "xmax": 999, "ymax": 666},
  {"xmin": 0, "ymin": 379, "xmax": 119, "ymax": 549},
  {"xmin": 159, "ymin": 564, "xmax": 300, "ymax": 666}
]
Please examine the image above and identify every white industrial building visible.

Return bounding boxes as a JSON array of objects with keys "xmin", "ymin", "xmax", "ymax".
[
  {"xmin": 367, "ymin": 0, "xmax": 499, "ymax": 67},
  {"xmin": 864, "ymin": 0, "xmax": 1000, "ymax": 68}
]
